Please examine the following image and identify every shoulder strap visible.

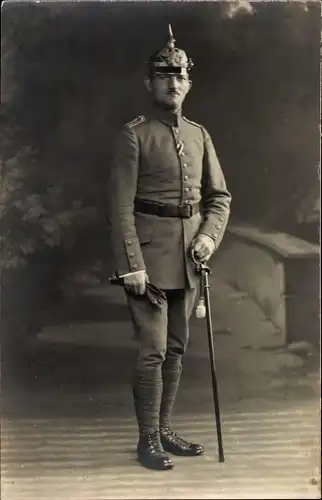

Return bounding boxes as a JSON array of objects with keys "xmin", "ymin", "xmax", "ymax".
[
  {"xmin": 182, "ymin": 116, "xmax": 202, "ymax": 128},
  {"xmin": 125, "ymin": 115, "xmax": 146, "ymax": 128}
]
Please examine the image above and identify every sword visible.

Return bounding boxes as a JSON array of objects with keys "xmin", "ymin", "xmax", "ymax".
[{"xmin": 192, "ymin": 250, "xmax": 225, "ymax": 463}]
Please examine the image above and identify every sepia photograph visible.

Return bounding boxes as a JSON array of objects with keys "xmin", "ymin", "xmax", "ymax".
[{"xmin": 0, "ymin": 0, "xmax": 320, "ymax": 498}]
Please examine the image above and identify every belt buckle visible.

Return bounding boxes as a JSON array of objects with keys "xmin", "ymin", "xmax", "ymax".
[{"xmin": 179, "ymin": 203, "xmax": 192, "ymax": 218}]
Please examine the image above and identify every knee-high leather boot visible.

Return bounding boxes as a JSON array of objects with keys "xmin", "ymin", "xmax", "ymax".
[
  {"xmin": 133, "ymin": 367, "xmax": 174, "ymax": 470},
  {"xmin": 159, "ymin": 358, "xmax": 182, "ymax": 428},
  {"xmin": 160, "ymin": 358, "xmax": 204, "ymax": 457}
]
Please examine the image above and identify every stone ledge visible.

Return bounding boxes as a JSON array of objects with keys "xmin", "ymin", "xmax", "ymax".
[
  {"xmin": 227, "ymin": 223, "xmax": 319, "ymax": 259},
  {"xmin": 212, "ymin": 222, "xmax": 320, "ymax": 347}
]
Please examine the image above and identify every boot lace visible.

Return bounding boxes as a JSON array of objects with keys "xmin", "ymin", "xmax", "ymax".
[{"xmin": 147, "ymin": 430, "xmax": 163, "ymax": 454}]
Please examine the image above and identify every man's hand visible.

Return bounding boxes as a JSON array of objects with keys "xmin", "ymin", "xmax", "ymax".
[
  {"xmin": 191, "ymin": 234, "xmax": 215, "ymax": 262},
  {"xmin": 123, "ymin": 270, "xmax": 149, "ymax": 295}
]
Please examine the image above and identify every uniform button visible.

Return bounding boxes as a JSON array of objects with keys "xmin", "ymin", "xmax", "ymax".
[
  {"xmin": 216, "ymin": 225, "xmax": 221, "ymax": 229},
  {"xmin": 132, "ymin": 264, "xmax": 138, "ymax": 270},
  {"xmin": 183, "ymin": 175, "xmax": 188, "ymax": 181},
  {"xmin": 174, "ymin": 128, "xmax": 179, "ymax": 134},
  {"xmin": 184, "ymin": 187, "xmax": 189, "ymax": 193},
  {"xmin": 213, "ymin": 233, "xmax": 218, "ymax": 238},
  {"xmin": 184, "ymin": 200, "xmax": 189, "ymax": 205},
  {"xmin": 126, "ymin": 240, "xmax": 132, "ymax": 245},
  {"xmin": 183, "ymin": 163, "xmax": 188, "ymax": 168},
  {"xmin": 180, "ymin": 152, "xmax": 185, "ymax": 157},
  {"xmin": 128, "ymin": 252, "xmax": 135, "ymax": 257}
]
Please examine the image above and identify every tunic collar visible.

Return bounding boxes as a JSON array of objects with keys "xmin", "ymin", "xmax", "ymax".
[{"xmin": 149, "ymin": 104, "xmax": 182, "ymax": 128}]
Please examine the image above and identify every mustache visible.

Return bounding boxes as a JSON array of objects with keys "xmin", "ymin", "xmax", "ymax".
[{"xmin": 167, "ymin": 90, "xmax": 181, "ymax": 95}]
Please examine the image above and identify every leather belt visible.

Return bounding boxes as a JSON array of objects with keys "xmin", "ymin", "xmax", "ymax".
[{"xmin": 134, "ymin": 199, "xmax": 200, "ymax": 218}]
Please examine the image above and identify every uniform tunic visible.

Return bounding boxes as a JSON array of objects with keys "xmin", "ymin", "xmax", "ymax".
[{"xmin": 108, "ymin": 106, "xmax": 231, "ymax": 290}]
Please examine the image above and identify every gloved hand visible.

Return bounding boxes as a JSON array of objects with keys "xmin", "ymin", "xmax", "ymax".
[
  {"xmin": 191, "ymin": 234, "xmax": 215, "ymax": 262},
  {"xmin": 123, "ymin": 270, "xmax": 148, "ymax": 295},
  {"xmin": 109, "ymin": 273, "xmax": 166, "ymax": 307}
]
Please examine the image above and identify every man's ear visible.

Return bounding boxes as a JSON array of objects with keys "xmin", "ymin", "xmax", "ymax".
[{"xmin": 144, "ymin": 77, "xmax": 152, "ymax": 93}]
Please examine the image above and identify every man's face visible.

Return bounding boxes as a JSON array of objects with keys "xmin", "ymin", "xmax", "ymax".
[{"xmin": 146, "ymin": 73, "xmax": 191, "ymax": 111}]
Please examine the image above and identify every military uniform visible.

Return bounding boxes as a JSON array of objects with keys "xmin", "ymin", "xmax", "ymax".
[
  {"xmin": 108, "ymin": 25, "xmax": 231, "ymax": 471},
  {"xmin": 110, "ymin": 108, "xmax": 230, "ymax": 289}
]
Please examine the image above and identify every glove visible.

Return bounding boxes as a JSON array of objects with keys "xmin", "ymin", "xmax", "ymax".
[
  {"xmin": 145, "ymin": 282, "xmax": 166, "ymax": 306},
  {"xmin": 109, "ymin": 276, "xmax": 166, "ymax": 308},
  {"xmin": 191, "ymin": 234, "xmax": 215, "ymax": 262}
]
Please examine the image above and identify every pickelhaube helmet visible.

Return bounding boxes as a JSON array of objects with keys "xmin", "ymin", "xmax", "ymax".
[{"xmin": 147, "ymin": 24, "xmax": 194, "ymax": 77}]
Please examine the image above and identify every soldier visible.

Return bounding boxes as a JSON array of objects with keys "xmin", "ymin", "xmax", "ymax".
[{"xmin": 108, "ymin": 25, "xmax": 231, "ymax": 471}]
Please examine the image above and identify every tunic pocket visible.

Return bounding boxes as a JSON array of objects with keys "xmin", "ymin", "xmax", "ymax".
[
  {"xmin": 135, "ymin": 213, "xmax": 155, "ymax": 245},
  {"xmin": 138, "ymin": 228, "xmax": 154, "ymax": 245}
]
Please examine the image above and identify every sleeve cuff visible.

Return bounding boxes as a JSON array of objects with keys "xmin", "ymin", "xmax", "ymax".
[{"xmin": 118, "ymin": 270, "xmax": 145, "ymax": 278}]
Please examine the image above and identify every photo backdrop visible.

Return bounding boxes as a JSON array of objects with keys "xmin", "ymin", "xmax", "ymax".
[{"xmin": 1, "ymin": 1, "xmax": 320, "ymax": 354}]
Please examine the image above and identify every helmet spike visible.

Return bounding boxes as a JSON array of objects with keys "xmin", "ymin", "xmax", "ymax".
[{"xmin": 167, "ymin": 24, "xmax": 176, "ymax": 50}]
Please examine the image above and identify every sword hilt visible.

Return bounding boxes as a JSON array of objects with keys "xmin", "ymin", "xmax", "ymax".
[
  {"xmin": 191, "ymin": 250, "xmax": 211, "ymax": 319},
  {"xmin": 191, "ymin": 250, "xmax": 211, "ymax": 276}
]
